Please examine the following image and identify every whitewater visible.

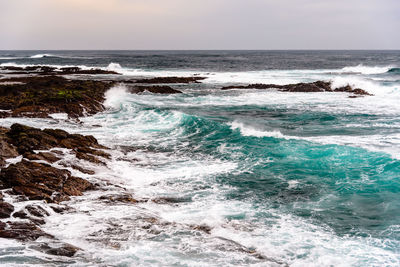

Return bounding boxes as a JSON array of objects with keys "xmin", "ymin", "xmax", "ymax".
[{"xmin": 0, "ymin": 50, "xmax": 400, "ymax": 266}]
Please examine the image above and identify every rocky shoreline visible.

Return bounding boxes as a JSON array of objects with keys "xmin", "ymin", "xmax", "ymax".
[{"xmin": 0, "ymin": 64, "xmax": 373, "ymax": 262}]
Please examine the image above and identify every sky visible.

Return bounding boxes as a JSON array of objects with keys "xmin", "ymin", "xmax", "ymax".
[{"xmin": 0, "ymin": 0, "xmax": 399, "ymax": 50}]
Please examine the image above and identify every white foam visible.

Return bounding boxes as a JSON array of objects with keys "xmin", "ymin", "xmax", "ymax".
[
  {"xmin": 341, "ymin": 64, "xmax": 392, "ymax": 75},
  {"xmin": 103, "ymin": 85, "xmax": 130, "ymax": 109},
  {"xmin": 229, "ymin": 121, "xmax": 290, "ymax": 139},
  {"xmin": 30, "ymin": 53, "xmax": 56, "ymax": 59},
  {"xmin": 48, "ymin": 113, "xmax": 68, "ymax": 120}
]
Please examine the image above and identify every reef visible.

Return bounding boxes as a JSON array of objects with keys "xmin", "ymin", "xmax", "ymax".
[{"xmin": 221, "ymin": 80, "xmax": 372, "ymax": 97}]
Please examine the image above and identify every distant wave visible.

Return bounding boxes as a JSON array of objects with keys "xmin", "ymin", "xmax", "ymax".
[
  {"xmin": 340, "ymin": 64, "xmax": 392, "ymax": 75},
  {"xmin": 0, "ymin": 57, "xmax": 22, "ymax": 60},
  {"xmin": 388, "ymin": 67, "xmax": 400, "ymax": 74},
  {"xmin": 30, "ymin": 54, "xmax": 58, "ymax": 59}
]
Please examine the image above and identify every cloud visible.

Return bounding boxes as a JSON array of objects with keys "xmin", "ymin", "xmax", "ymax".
[{"xmin": 0, "ymin": 0, "xmax": 399, "ymax": 49}]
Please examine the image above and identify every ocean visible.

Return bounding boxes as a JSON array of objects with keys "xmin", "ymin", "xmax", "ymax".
[{"xmin": 1, "ymin": 50, "xmax": 400, "ymax": 266}]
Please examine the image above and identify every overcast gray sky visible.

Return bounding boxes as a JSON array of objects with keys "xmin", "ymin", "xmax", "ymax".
[{"xmin": 0, "ymin": 0, "xmax": 399, "ymax": 50}]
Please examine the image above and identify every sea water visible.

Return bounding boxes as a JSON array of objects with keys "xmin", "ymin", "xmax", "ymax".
[{"xmin": 0, "ymin": 50, "xmax": 400, "ymax": 266}]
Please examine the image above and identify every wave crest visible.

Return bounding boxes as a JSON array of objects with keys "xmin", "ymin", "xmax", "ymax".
[{"xmin": 341, "ymin": 64, "xmax": 392, "ymax": 75}]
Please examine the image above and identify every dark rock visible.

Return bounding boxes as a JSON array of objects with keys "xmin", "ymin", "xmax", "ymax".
[
  {"xmin": 24, "ymin": 152, "xmax": 60, "ymax": 163},
  {"xmin": 128, "ymin": 85, "xmax": 182, "ymax": 94},
  {"xmin": 50, "ymin": 205, "xmax": 71, "ymax": 214},
  {"xmin": 134, "ymin": 76, "xmax": 206, "ymax": 84},
  {"xmin": 0, "ymin": 201, "xmax": 14, "ymax": 218},
  {"xmin": 0, "ymin": 221, "xmax": 53, "ymax": 241},
  {"xmin": 221, "ymin": 80, "xmax": 372, "ymax": 96},
  {"xmin": 99, "ymin": 194, "xmax": 139, "ymax": 204},
  {"xmin": 44, "ymin": 243, "xmax": 80, "ymax": 257},
  {"xmin": 7, "ymin": 124, "xmax": 108, "ymax": 157},
  {"xmin": 26, "ymin": 205, "xmax": 50, "ymax": 217},
  {"xmin": 59, "ymin": 162, "xmax": 96, "ymax": 175},
  {"xmin": 151, "ymin": 196, "xmax": 192, "ymax": 204},
  {"xmin": 0, "ymin": 127, "xmax": 19, "ymax": 167},
  {"xmin": 59, "ymin": 67, "xmax": 118, "ymax": 75},
  {"xmin": 191, "ymin": 224, "xmax": 212, "ymax": 234},
  {"xmin": 0, "ymin": 160, "xmax": 93, "ymax": 203},
  {"xmin": 13, "ymin": 210, "xmax": 28, "ymax": 219},
  {"xmin": 0, "ymin": 76, "xmax": 114, "ymax": 118}
]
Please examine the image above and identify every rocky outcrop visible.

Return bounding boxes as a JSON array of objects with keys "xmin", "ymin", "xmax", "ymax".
[
  {"xmin": 0, "ymin": 127, "xmax": 19, "ymax": 167},
  {"xmin": 0, "ymin": 65, "xmax": 119, "ymax": 75},
  {"xmin": 0, "ymin": 160, "xmax": 93, "ymax": 202},
  {"xmin": 134, "ymin": 76, "xmax": 206, "ymax": 84},
  {"xmin": 128, "ymin": 85, "xmax": 182, "ymax": 94},
  {"xmin": 221, "ymin": 81, "xmax": 372, "ymax": 96},
  {"xmin": 0, "ymin": 123, "xmax": 110, "ymax": 204},
  {"xmin": 0, "ymin": 221, "xmax": 53, "ymax": 241},
  {"xmin": 0, "ymin": 76, "xmax": 115, "ymax": 118},
  {"xmin": 0, "ymin": 123, "xmax": 111, "ymax": 247},
  {"xmin": 7, "ymin": 123, "xmax": 107, "ymax": 153}
]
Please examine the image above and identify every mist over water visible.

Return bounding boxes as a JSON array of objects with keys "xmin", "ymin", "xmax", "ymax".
[{"xmin": 1, "ymin": 50, "xmax": 400, "ymax": 266}]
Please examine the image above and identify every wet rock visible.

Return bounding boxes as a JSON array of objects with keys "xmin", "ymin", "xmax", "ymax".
[
  {"xmin": 1, "ymin": 65, "xmax": 118, "ymax": 76},
  {"xmin": 13, "ymin": 210, "xmax": 28, "ymax": 219},
  {"xmin": 7, "ymin": 124, "xmax": 108, "ymax": 159},
  {"xmin": 50, "ymin": 205, "xmax": 71, "ymax": 214},
  {"xmin": 134, "ymin": 76, "xmax": 206, "ymax": 84},
  {"xmin": 221, "ymin": 81, "xmax": 372, "ymax": 96},
  {"xmin": 75, "ymin": 151, "xmax": 106, "ymax": 165},
  {"xmin": 26, "ymin": 205, "xmax": 50, "ymax": 217},
  {"xmin": 128, "ymin": 85, "xmax": 182, "ymax": 94},
  {"xmin": 0, "ymin": 160, "xmax": 93, "ymax": 203},
  {"xmin": 151, "ymin": 196, "xmax": 192, "ymax": 204},
  {"xmin": 99, "ymin": 193, "xmax": 139, "ymax": 204},
  {"xmin": 0, "ymin": 76, "xmax": 114, "ymax": 118},
  {"xmin": 45, "ymin": 243, "xmax": 80, "ymax": 257},
  {"xmin": 0, "ymin": 201, "xmax": 14, "ymax": 218},
  {"xmin": 0, "ymin": 221, "xmax": 53, "ymax": 241},
  {"xmin": 24, "ymin": 152, "xmax": 61, "ymax": 163},
  {"xmin": 59, "ymin": 67, "xmax": 118, "ymax": 75},
  {"xmin": 0, "ymin": 127, "xmax": 19, "ymax": 167},
  {"xmin": 191, "ymin": 224, "xmax": 212, "ymax": 234},
  {"xmin": 59, "ymin": 162, "xmax": 96, "ymax": 175}
]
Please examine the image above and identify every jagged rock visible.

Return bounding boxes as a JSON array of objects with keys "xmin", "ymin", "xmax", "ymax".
[
  {"xmin": 128, "ymin": 85, "xmax": 182, "ymax": 94},
  {"xmin": 98, "ymin": 194, "xmax": 139, "ymax": 204},
  {"xmin": 33, "ymin": 243, "xmax": 80, "ymax": 257},
  {"xmin": 26, "ymin": 205, "xmax": 50, "ymax": 217},
  {"xmin": 151, "ymin": 196, "xmax": 192, "ymax": 204},
  {"xmin": 134, "ymin": 76, "xmax": 205, "ymax": 84},
  {"xmin": 0, "ymin": 65, "xmax": 118, "ymax": 76},
  {"xmin": 0, "ymin": 76, "xmax": 114, "ymax": 118},
  {"xmin": 7, "ymin": 123, "xmax": 108, "ymax": 156},
  {"xmin": 0, "ymin": 127, "xmax": 19, "ymax": 167},
  {"xmin": 0, "ymin": 221, "xmax": 53, "ymax": 241},
  {"xmin": 221, "ymin": 81, "xmax": 372, "ymax": 96},
  {"xmin": 0, "ymin": 160, "xmax": 93, "ymax": 203},
  {"xmin": 24, "ymin": 152, "xmax": 60, "ymax": 163},
  {"xmin": 13, "ymin": 210, "xmax": 28, "ymax": 219},
  {"xmin": 0, "ymin": 201, "xmax": 14, "ymax": 218},
  {"xmin": 59, "ymin": 162, "xmax": 96, "ymax": 175}
]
